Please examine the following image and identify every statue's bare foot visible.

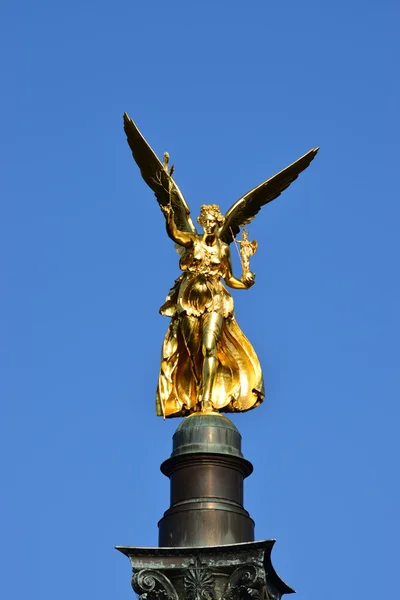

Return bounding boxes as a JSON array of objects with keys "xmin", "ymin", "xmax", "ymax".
[{"xmin": 199, "ymin": 394, "xmax": 214, "ymax": 414}]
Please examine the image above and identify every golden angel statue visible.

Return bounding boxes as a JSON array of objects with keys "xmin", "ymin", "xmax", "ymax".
[{"xmin": 123, "ymin": 113, "xmax": 319, "ymax": 418}]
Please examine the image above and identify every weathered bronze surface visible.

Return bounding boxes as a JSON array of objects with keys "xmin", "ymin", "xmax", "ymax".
[
  {"xmin": 116, "ymin": 540, "xmax": 294, "ymax": 600},
  {"xmin": 158, "ymin": 414, "xmax": 254, "ymax": 547},
  {"xmin": 123, "ymin": 113, "xmax": 319, "ymax": 418}
]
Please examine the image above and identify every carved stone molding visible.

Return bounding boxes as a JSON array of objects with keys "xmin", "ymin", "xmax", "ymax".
[
  {"xmin": 183, "ymin": 558, "xmax": 216, "ymax": 600},
  {"xmin": 222, "ymin": 564, "xmax": 266, "ymax": 600},
  {"xmin": 132, "ymin": 569, "xmax": 179, "ymax": 600},
  {"xmin": 118, "ymin": 540, "xmax": 294, "ymax": 600}
]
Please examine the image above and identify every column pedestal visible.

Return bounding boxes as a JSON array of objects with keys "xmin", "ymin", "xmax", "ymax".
[{"xmin": 117, "ymin": 414, "xmax": 294, "ymax": 600}]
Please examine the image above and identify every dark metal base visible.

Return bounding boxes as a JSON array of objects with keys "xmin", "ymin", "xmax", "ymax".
[
  {"xmin": 159, "ymin": 414, "xmax": 254, "ymax": 547},
  {"xmin": 159, "ymin": 452, "xmax": 254, "ymax": 547}
]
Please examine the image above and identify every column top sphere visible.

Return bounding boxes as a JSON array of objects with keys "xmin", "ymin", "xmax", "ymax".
[{"xmin": 171, "ymin": 413, "xmax": 243, "ymax": 459}]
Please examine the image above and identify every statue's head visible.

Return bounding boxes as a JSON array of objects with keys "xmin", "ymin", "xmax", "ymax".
[
  {"xmin": 197, "ymin": 204, "xmax": 225, "ymax": 235},
  {"xmin": 242, "ymin": 229, "xmax": 249, "ymax": 240}
]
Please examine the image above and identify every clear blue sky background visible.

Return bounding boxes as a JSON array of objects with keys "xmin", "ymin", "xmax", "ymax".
[{"xmin": 1, "ymin": 2, "xmax": 399, "ymax": 599}]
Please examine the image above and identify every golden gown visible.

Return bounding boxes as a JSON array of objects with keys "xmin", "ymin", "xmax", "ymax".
[{"xmin": 156, "ymin": 237, "xmax": 264, "ymax": 417}]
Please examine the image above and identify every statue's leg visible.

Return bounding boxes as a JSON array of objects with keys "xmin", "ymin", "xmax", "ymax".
[
  {"xmin": 201, "ymin": 312, "xmax": 223, "ymax": 412},
  {"xmin": 180, "ymin": 314, "xmax": 202, "ymax": 387}
]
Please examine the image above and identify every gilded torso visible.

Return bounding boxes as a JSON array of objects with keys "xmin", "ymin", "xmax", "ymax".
[
  {"xmin": 159, "ymin": 237, "xmax": 234, "ymax": 318},
  {"xmin": 179, "ymin": 237, "xmax": 228, "ymax": 277}
]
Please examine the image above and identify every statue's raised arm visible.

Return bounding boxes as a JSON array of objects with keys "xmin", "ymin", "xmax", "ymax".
[{"xmin": 123, "ymin": 113, "xmax": 197, "ymax": 238}]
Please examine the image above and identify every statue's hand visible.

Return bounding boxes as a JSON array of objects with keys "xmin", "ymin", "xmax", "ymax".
[
  {"xmin": 161, "ymin": 202, "xmax": 174, "ymax": 220},
  {"xmin": 242, "ymin": 271, "xmax": 256, "ymax": 288}
]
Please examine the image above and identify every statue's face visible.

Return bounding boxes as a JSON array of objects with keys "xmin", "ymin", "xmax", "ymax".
[
  {"xmin": 242, "ymin": 230, "xmax": 248, "ymax": 240},
  {"xmin": 201, "ymin": 213, "xmax": 218, "ymax": 235}
]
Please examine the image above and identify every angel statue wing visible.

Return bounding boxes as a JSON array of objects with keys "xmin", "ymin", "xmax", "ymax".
[
  {"xmin": 219, "ymin": 148, "xmax": 320, "ymax": 244},
  {"xmin": 123, "ymin": 113, "xmax": 197, "ymax": 235}
]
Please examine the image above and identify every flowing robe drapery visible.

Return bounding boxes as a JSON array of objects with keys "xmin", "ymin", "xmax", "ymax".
[{"xmin": 156, "ymin": 237, "xmax": 264, "ymax": 417}]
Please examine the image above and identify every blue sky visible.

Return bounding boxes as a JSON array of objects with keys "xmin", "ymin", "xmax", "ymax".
[{"xmin": 1, "ymin": 2, "xmax": 399, "ymax": 599}]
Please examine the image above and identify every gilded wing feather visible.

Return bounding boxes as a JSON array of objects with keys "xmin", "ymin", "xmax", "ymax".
[
  {"xmin": 220, "ymin": 148, "xmax": 319, "ymax": 244},
  {"xmin": 123, "ymin": 113, "xmax": 197, "ymax": 234}
]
